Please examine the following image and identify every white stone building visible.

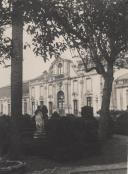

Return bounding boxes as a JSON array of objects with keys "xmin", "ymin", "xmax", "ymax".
[
  {"xmin": 0, "ymin": 57, "xmax": 122, "ymax": 116},
  {"xmin": 115, "ymin": 73, "xmax": 128, "ymax": 110},
  {"xmin": 0, "ymin": 82, "xmax": 30, "ymax": 115},
  {"xmin": 29, "ymin": 57, "xmax": 103, "ymax": 116}
]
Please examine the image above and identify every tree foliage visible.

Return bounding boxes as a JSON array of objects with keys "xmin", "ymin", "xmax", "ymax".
[
  {"xmin": 0, "ymin": 0, "xmax": 68, "ymax": 63},
  {"xmin": 1, "ymin": 0, "xmax": 128, "ymax": 68},
  {"xmin": 33, "ymin": 0, "xmax": 128, "ymax": 75}
]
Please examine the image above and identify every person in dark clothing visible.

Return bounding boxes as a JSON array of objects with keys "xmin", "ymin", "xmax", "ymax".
[{"xmin": 41, "ymin": 105, "xmax": 48, "ymax": 126}]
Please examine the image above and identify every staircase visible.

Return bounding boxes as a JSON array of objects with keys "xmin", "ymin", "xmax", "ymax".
[
  {"xmin": 33, "ymin": 128, "xmax": 47, "ymax": 140},
  {"xmin": 31, "ymin": 128, "xmax": 49, "ymax": 156},
  {"xmin": 22, "ymin": 128, "xmax": 49, "ymax": 156}
]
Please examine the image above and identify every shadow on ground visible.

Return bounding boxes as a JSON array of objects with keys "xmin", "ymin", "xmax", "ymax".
[{"xmin": 24, "ymin": 135, "xmax": 127, "ymax": 172}]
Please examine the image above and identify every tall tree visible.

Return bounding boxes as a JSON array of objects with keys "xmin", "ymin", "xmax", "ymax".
[
  {"xmin": 0, "ymin": 0, "xmax": 67, "ymax": 118},
  {"xmin": 0, "ymin": 0, "xmax": 66, "ymax": 157},
  {"xmin": 55, "ymin": 0, "xmax": 128, "ymax": 140},
  {"xmin": 30, "ymin": 0, "xmax": 128, "ymax": 140},
  {"xmin": 11, "ymin": 0, "xmax": 23, "ymax": 118}
]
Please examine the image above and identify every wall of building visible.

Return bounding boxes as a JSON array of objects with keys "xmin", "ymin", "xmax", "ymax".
[
  {"xmin": 29, "ymin": 58, "xmax": 104, "ymax": 116},
  {"xmin": 0, "ymin": 97, "xmax": 30, "ymax": 116},
  {"xmin": 1, "ymin": 58, "xmax": 126, "ymax": 117},
  {"xmin": 116, "ymin": 87, "xmax": 128, "ymax": 110}
]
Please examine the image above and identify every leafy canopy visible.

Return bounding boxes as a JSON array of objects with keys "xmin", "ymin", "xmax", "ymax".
[{"xmin": 0, "ymin": 0, "xmax": 128, "ymax": 73}]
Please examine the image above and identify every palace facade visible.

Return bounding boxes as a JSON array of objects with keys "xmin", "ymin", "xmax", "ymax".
[
  {"xmin": 29, "ymin": 57, "xmax": 104, "ymax": 116},
  {"xmin": 115, "ymin": 73, "xmax": 128, "ymax": 110},
  {"xmin": 0, "ymin": 57, "xmax": 126, "ymax": 117},
  {"xmin": 0, "ymin": 82, "xmax": 29, "ymax": 115}
]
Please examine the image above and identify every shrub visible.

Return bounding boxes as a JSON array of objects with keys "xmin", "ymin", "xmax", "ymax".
[
  {"xmin": 51, "ymin": 111, "xmax": 60, "ymax": 119},
  {"xmin": 114, "ymin": 111, "xmax": 128, "ymax": 135},
  {"xmin": 17, "ymin": 114, "xmax": 36, "ymax": 138},
  {"xmin": 45, "ymin": 116, "xmax": 99, "ymax": 161},
  {"xmin": 109, "ymin": 110, "xmax": 126, "ymax": 121},
  {"xmin": 81, "ymin": 106, "xmax": 93, "ymax": 119},
  {"xmin": 66, "ymin": 113, "xmax": 75, "ymax": 118},
  {"xmin": 0, "ymin": 114, "xmax": 36, "ymax": 156}
]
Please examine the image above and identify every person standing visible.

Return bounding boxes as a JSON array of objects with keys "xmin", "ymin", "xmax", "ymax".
[
  {"xmin": 35, "ymin": 105, "xmax": 44, "ymax": 131},
  {"xmin": 41, "ymin": 105, "xmax": 48, "ymax": 127}
]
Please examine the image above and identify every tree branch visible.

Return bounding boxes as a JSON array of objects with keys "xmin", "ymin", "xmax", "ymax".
[
  {"xmin": 76, "ymin": 48, "xmax": 96, "ymax": 72},
  {"xmin": 47, "ymin": 7, "xmax": 89, "ymax": 47}
]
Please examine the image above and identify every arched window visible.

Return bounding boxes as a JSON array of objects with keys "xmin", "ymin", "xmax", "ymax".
[
  {"xmin": 57, "ymin": 91, "xmax": 64, "ymax": 109},
  {"xmin": 58, "ymin": 63, "xmax": 63, "ymax": 75}
]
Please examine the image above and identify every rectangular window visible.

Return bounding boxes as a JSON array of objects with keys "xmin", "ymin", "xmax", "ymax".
[
  {"xmin": 87, "ymin": 97, "xmax": 92, "ymax": 106},
  {"xmin": 24, "ymin": 101, "xmax": 27, "ymax": 114},
  {"xmin": 40, "ymin": 101, "xmax": 44, "ymax": 107},
  {"xmin": 118, "ymin": 80, "xmax": 123, "ymax": 85},
  {"xmin": 120, "ymin": 91, "xmax": 123, "ymax": 110},
  {"xmin": 127, "ymin": 90, "xmax": 128, "ymax": 109},
  {"xmin": 31, "ymin": 87, "xmax": 35, "ymax": 98},
  {"xmin": 32, "ymin": 102, "xmax": 35, "ymax": 115},
  {"xmin": 48, "ymin": 85, "xmax": 52, "ymax": 96},
  {"xmin": 58, "ymin": 63, "xmax": 63, "ymax": 75},
  {"xmin": 73, "ymin": 80, "xmax": 78, "ymax": 93},
  {"xmin": 86, "ymin": 78, "xmax": 92, "ymax": 91},
  {"xmin": 49, "ymin": 102, "xmax": 53, "ymax": 115},
  {"xmin": 1, "ymin": 103, "xmax": 3, "ymax": 113},
  {"xmin": 73, "ymin": 100, "xmax": 78, "ymax": 115},
  {"xmin": 40, "ymin": 86, "xmax": 43, "ymax": 97},
  {"xmin": 8, "ymin": 103, "xmax": 11, "ymax": 115}
]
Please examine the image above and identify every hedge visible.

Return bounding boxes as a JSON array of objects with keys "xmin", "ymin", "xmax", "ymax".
[
  {"xmin": 0, "ymin": 114, "xmax": 36, "ymax": 157},
  {"xmin": 113, "ymin": 111, "xmax": 128, "ymax": 135},
  {"xmin": 45, "ymin": 116, "xmax": 99, "ymax": 161}
]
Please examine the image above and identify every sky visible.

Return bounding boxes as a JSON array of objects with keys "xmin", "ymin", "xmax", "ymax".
[
  {"xmin": 0, "ymin": 29, "xmax": 73, "ymax": 87},
  {"xmin": 0, "ymin": 29, "xmax": 54, "ymax": 87},
  {"xmin": 0, "ymin": 49, "xmax": 52, "ymax": 87},
  {"xmin": 0, "ymin": 47, "xmax": 128, "ymax": 88},
  {"xmin": 0, "ymin": 29, "xmax": 128, "ymax": 87}
]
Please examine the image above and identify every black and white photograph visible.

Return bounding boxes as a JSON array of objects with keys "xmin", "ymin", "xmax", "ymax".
[{"xmin": 0, "ymin": 0, "xmax": 128, "ymax": 173}]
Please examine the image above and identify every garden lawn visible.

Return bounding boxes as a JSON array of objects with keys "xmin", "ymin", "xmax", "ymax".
[{"xmin": 24, "ymin": 134, "xmax": 127, "ymax": 173}]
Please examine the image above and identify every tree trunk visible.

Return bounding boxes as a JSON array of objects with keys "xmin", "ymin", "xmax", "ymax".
[
  {"xmin": 11, "ymin": 0, "xmax": 23, "ymax": 118},
  {"xmin": 99, "ymin": 68, "xmax": 114, "ymax": 141},
  {"xmin": 9, "ymin": 0, "xmax": 23, "ymax": 159}
]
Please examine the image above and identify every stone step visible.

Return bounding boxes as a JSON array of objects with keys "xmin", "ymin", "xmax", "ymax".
[
  {"xmin": 33, "ymin": 129, "xmax": 47, "ymax": 139},
  {"xmin": 26, "ymin": 168, "xmax": 57, "ymax": 174}
]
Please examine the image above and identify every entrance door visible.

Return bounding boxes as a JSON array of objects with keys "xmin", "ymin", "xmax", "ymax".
[
  {"xmin": 32, "ymin": 101, "xmax": 35, "ymax": 115},
  {"xmin": 57, "ymin": 91, "xmax": 65, "ymax": 115},
  {"xmin": 49, "ymin": 102, "xmax": 53, "ymax": 116},
  {"xmin": 73, "ymin": 100, "xmax": 78, "ymax": 116}
]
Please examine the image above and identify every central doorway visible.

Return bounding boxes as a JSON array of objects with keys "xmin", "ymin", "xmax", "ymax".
[{"xmin": 57, "ymin": 90, "xmax": 65, "ymax": 115}]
